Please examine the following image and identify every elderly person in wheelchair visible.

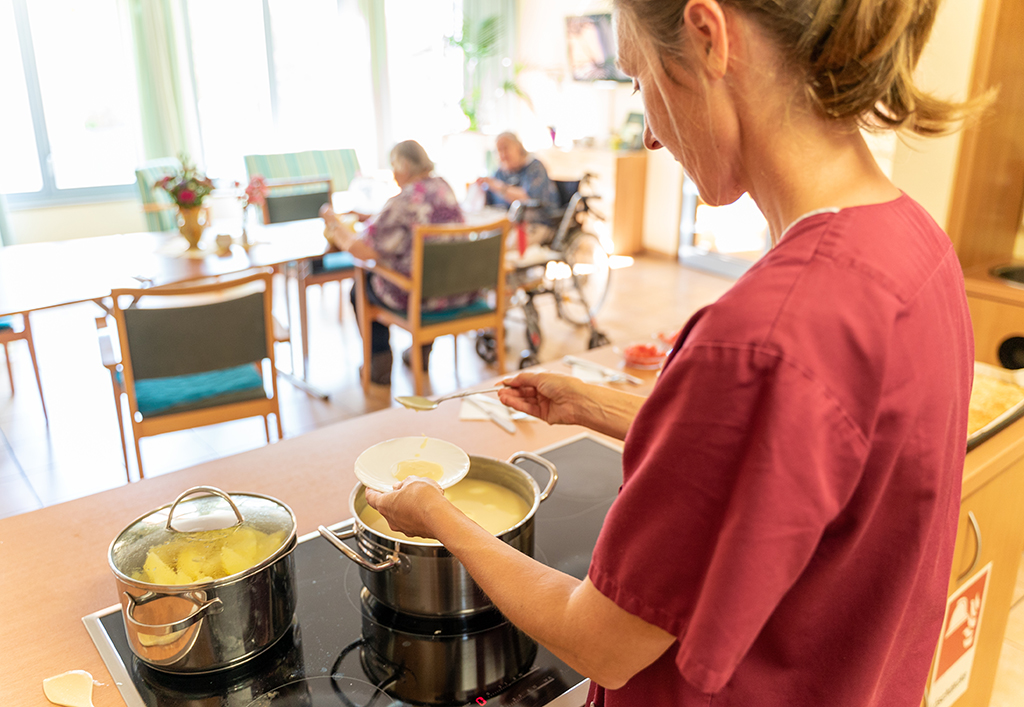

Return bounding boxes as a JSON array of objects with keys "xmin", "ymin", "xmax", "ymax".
[
  {"xmin": 476, "ymin": 132, "xmax": 561, "ymax": 252},
  {"xmin": 321, "ymin": 140, "xmax": 475, "ymax": 385}
]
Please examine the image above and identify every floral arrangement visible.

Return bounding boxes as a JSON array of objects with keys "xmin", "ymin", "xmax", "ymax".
[
  {"xmin": 157, "ymin": 157, "xmax": 214, "ymax": 209},
  {"xmin": 242, "ymin": 175, "xmax": 268, "ymax": 207}
]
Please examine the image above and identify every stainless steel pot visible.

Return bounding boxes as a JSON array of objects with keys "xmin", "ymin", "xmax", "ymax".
[
  {"xmin": 319, "ymin": 451, "xmax": 557, "ymax": 617},
  {"xmin": 108, "ymin": 486, "xmax": 297, "ymax": 674},
  {"xmin": 357, "ymin": 588, "xmax": 537, "ymax": 705}
]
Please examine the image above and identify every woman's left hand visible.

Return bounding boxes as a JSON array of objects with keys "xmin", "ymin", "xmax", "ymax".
[{"xmin": 364, "ymin": 476, "xmax": 449, "ymax": 538}]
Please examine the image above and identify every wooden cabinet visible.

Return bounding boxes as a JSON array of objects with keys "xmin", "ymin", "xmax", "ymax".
[
  {"xmin": 925, "ymin": 418, "xmax": 1024, "ymax": 707},
  {"xmin": 964, "ymin": 267, "xmax": 1024, "ymax": 367},
  {"xmin": 537, "ymin": 147, "xmax": 647, "ymax": 256}
]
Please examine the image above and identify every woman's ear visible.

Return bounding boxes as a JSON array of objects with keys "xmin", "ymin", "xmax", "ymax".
[{"xmin": 683, "ymin": 0, "xmax": 729, "ymax": 79}]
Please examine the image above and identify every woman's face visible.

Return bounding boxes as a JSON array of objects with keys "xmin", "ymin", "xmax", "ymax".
[{"xmin": 616, "ymin": 16, "xmax": 745, "ymax": 206}]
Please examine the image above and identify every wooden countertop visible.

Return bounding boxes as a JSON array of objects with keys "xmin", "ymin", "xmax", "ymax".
[
  {"xmin": 3, "ymin": 344, "xmax": 1018, "ymax": 706},
  {"xmin": 0, "ymin": 349, "xmax": 656, "ymax": 706}
]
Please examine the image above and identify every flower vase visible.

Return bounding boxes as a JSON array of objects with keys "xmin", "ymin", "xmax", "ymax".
[{"xmin": 177, "ymin": 206, "xmax": 207, "ymax": 250}]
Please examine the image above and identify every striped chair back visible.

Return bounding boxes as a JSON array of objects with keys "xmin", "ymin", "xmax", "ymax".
[
  {"xmin": 135, "ymin": 158, "xmax": 181, "ymax": 232},
  {"xmin": 243, "ymin": 149, "xmax": 360, "ymax": 196}
]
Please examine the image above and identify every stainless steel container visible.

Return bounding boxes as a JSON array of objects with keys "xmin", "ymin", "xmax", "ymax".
[
  {"xmin": 108, "ymin": 486, "xmax": 297, "ymax": 674},
  {"xmin": 319, "ymin": 451, "xmax": 557, "ymax": 617}
]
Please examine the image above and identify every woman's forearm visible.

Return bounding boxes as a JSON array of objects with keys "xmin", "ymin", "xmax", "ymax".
[
  {"xmin": 574, "ymin": 385, "xmax": 646, "ymax": 440},
  {"xmin": 426, "ymin": 498, "xmax": 674, "ymax": 688}
]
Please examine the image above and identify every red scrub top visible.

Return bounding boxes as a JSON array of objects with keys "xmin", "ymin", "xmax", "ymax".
[{"xmin": 588, "ymin": 194, "xmax": 973, "ymax": 706}]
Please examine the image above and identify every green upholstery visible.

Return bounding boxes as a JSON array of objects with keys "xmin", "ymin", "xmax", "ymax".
[
  {"xmin": 243, "ymin": 149, "xmax": 360, "ymax": 195},
  {"xmin": 265, "ymin": 187, "xmax": 333, "ymax": 224},
  {"xmin": 123, "ymin": 292, "xmax": 268, "ymax": 380},
  {"xmin": 125, "ymin": 364, "xmax": 266, "ymax": 416},
  {"xmin": 421, "ymin": 226, "xmax": 505, "ymax": 300},
  {"xmin": 135, "ymin": 158, "xmax": 181, "ymax": 232}
]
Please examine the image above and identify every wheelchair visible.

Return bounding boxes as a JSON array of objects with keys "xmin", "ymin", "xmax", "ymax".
[{"xmin": 476, "ymin": 173, "xmax": 612, "ymax": 369}]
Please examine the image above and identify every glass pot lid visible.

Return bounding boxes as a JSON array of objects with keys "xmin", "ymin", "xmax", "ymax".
[{"xmin": 110, "ymin": 486, "xmax": 296, "ymax": 584}]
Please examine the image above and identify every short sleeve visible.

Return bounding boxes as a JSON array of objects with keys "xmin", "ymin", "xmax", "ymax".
[{"xmin": 588, "ymin": 341, "xmax": 869, "ymax": 693}]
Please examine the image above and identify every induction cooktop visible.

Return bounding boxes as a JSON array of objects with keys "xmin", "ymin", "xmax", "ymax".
[{"xmin": 84, "ymin": 434, "xmax": 624, "ymax": 707}]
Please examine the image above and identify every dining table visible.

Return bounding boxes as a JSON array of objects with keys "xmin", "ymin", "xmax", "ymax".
[
  {"xmin": 0, "ymin": 347, "xmax": 659, "ymax": 707},
  {"xmin": 0, "ymin": 219, "xmax": 338, "ymax": 393}
]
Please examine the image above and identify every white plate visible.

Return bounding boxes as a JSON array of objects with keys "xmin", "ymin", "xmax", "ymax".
[{"xmin": 354, "ymin": 436, "xmax": 470, "ymax": 492}]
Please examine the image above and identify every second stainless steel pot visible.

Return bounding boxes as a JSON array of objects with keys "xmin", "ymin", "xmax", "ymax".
[{"xmin": 319, "ymin": 451, "xmax": 557, "ymax": 617}]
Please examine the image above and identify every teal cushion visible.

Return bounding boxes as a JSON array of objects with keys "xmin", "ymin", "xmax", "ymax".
[
  {"xmin": 321, "ymin": 251, "xmax": 355, "ymax": 271},
  {"xmin": 420, "ymin": 298, "xmax": 494, "ymax": 324},
  {"xmin": 0, "ymin": 317, "xmax": 12, "ymax": 331},
  {"xmin": 132, "ymin": 364, "xmax": 266, "ymax": 416}
]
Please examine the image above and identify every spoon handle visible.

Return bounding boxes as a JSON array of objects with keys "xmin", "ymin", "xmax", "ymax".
[{"xmin": 442, "ymin": 385, "xmax": 505, "ymax": 402}]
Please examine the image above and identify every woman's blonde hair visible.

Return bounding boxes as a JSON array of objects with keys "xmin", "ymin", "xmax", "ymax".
[
  {"xmin": 615, "ymin": 0, "xmax": 986, "ymax": 135},
  {"xmin": 391, "ymin": 140, "xmax": 434, "ymax": 176}
]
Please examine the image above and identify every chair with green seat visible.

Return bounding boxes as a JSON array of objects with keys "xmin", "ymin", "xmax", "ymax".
[
  {"xmin": 102, "ymin": 270, "xmax": 283, "ymax": 481},
  {"xmin": 135, "ymin": 158, "xmax": 182, "ymax": 232},
  {"xmin": 354, "ymin": 217, "xmax": 511, "ymax": 396},
  {"xmin": 0, "ymin": 314, "xmax": 47, "ymax": 421},
  {"xmin": 245, "ymin": 149, "xmax": 362, "ymax": 377}
]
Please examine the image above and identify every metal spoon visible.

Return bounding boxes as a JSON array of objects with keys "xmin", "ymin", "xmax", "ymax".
[{"xmin": 395, "ymin": 385, "xmax": 505, "ymax": 411}]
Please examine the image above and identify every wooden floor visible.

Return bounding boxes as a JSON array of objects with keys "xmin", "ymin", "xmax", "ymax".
[{"xmin": 0, "ymin": 254, "xmax": 1020, "ymax": 705}]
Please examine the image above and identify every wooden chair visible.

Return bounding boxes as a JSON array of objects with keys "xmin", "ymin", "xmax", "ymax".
[
  {"xmin": 355, "ymin": 218, "xmax": 511, "ymax": 396},
  {"xmin": 100, "ymin": 270, "xmax": 283, "ymax": 481},
  {"xmin": 0, "ymin": 314, "xmax": 47, "ymax": 422},
  {"xmin": 245, "ymin": 149, "xmax": 362, "ymax": 376},
  {"xmin": 258, "ymin": 175, "xmax": 356, "ymax": 380}
]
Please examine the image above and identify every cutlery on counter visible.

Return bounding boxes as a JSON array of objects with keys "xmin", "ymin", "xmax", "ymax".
[
  {"xmin": 562, "ymin": 355, "xmax": 643, "ymax": 385},
  {"xmin": 465, "ymin": 396, "xmax": 517, "ymax": 434}
]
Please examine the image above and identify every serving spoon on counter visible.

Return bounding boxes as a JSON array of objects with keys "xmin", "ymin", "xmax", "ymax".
[{"xmin": 395, "ymin": 385, "xmax": 505, "ymax": 411}]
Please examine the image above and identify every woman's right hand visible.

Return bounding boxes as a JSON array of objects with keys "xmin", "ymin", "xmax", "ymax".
[{"xmin": 498, "ymin": 372, "xmax": 588, "ymax": 426}]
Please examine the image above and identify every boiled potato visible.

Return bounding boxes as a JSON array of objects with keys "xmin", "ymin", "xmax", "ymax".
[{"xmin": 137, "ymin": 526, "xmax": 286, "ymax": 585}]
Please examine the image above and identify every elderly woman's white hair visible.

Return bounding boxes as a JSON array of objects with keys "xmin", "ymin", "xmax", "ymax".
[{"xmin": 390, "ymin": 140, "xmax": 434, "ymax": 176}]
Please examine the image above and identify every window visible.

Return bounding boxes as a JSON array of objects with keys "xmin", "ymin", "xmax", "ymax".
[{"xmin": 1, "ymin": 0, "xmax": 144, "ymax": 204}]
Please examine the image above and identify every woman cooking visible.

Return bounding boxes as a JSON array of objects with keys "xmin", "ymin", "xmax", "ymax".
[{"xmin": 365, "ymin": 0, "xmax": 979, "ymax": 704}]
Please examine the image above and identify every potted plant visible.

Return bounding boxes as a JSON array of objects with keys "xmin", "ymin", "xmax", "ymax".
[{"xmin": 157, "ymin": 157, "xmax": 215, "ymax": 250}]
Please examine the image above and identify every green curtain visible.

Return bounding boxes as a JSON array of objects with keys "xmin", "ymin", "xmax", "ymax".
[
  {"xmin": 0, "ymin": 193, "xmax": 13, "ymax": 246},
  {"xmin": 127, "ymin": 0, "xmax": 196, "ymax": 160}
]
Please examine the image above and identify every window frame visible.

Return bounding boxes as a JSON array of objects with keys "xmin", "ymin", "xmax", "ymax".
[{"xmin": 4, "ymin": 0, "xmax": 141, "ymax": 210}]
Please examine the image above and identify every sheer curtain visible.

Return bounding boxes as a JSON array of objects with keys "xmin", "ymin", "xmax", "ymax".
[
  {"xmin": 127, "ymin": 0, "xmax": 200, "ymax": 161},
  {"xmin": 0, "ymin": 195, "xmax": 12, "ymax": 246}
]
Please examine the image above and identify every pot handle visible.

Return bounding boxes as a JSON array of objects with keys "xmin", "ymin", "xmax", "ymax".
[
  {"xmin": 165, "ymin": 486, "xmax": 245, "ymax": 532},
  {"xmin": 507, "ymin": 451, "xmax": 558, "ymax": 502},
  {"xmin": 123, "ymin": 591, "xmax": 223, "ymax": 636},
  {"xmin": 318, "ymin": 520, "xmax": 401, "ymax": 572}
]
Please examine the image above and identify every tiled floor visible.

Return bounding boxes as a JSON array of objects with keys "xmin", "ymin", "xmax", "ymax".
[{"xmin": 0, "ymin": 255, "xmax": 1020, "ymax": 704}]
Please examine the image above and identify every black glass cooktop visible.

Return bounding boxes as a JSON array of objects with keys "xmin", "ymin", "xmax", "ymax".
[{"xmin": 85, "ymin": 435, "xmax": 623, "ymax": 707}]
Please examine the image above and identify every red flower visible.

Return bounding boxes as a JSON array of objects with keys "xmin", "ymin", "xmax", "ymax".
[{"xmin": 178, "ymin": 189, "xmax": 196, "ymax": 205}]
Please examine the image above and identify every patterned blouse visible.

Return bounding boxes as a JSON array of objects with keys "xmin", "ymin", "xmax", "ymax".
[{"xmin": 364, "ymin": 176, "xmax": 474, "ymax": 312}]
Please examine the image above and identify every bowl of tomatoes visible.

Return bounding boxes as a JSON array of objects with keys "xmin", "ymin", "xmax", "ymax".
[{"xmin": 617, "ymin": 340, "xmax": 671, "ymax": 370}]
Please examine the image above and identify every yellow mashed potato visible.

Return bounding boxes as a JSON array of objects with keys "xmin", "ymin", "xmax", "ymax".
[{"xmin": 360, "ymin": 478, "xmax": 530, "ymax": 543}]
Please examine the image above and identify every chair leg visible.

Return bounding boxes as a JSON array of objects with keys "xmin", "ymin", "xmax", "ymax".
[
  {"xmin": 355, "ymin": 272, "xmax": 373, "ymax": 391},
  {"xmin": 494, "ymin": 324, "xmax": 506, "ymax": 375},
  {"xmin": 275, "ymin": 411, "xmax": 283, "ymax": 441},
  {"xmin": 297, "ymin": 273, "xmax": 311, "ymax": 380},
  {"xmin": 338, "ymin": 281, "xmax": 346, "ymax": 322},
  {"xmin": 411, "ymin": 338, "xmax": 426, "ymax": 396},
  {"xmin": 2, "ymin": 342, "xmax": 12, "ymax": 393},
  {"xmin": 133, "ymin": 431, "xmax": 146, "ymax": 480},
  {"xmin": 263, "ymin": 414, "xmax": 271, "ymax": 442},
  {"xmin": 22, "ymin": 315, "xmax": 48, "ymax": 422},
  {"xmin": 109, "ymin": 370, "xmax": 130, "ymax": 481}
]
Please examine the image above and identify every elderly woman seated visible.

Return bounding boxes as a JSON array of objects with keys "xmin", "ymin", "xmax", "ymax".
[{"xmin": 322, "ymin": 140, "xmax": 474, "ymax": 386}]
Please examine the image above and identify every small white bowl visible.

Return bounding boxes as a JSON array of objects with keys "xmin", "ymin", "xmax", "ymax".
[{"xmin": 355, "ymin": 436, "xmax": 470, "ymax": 493}]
